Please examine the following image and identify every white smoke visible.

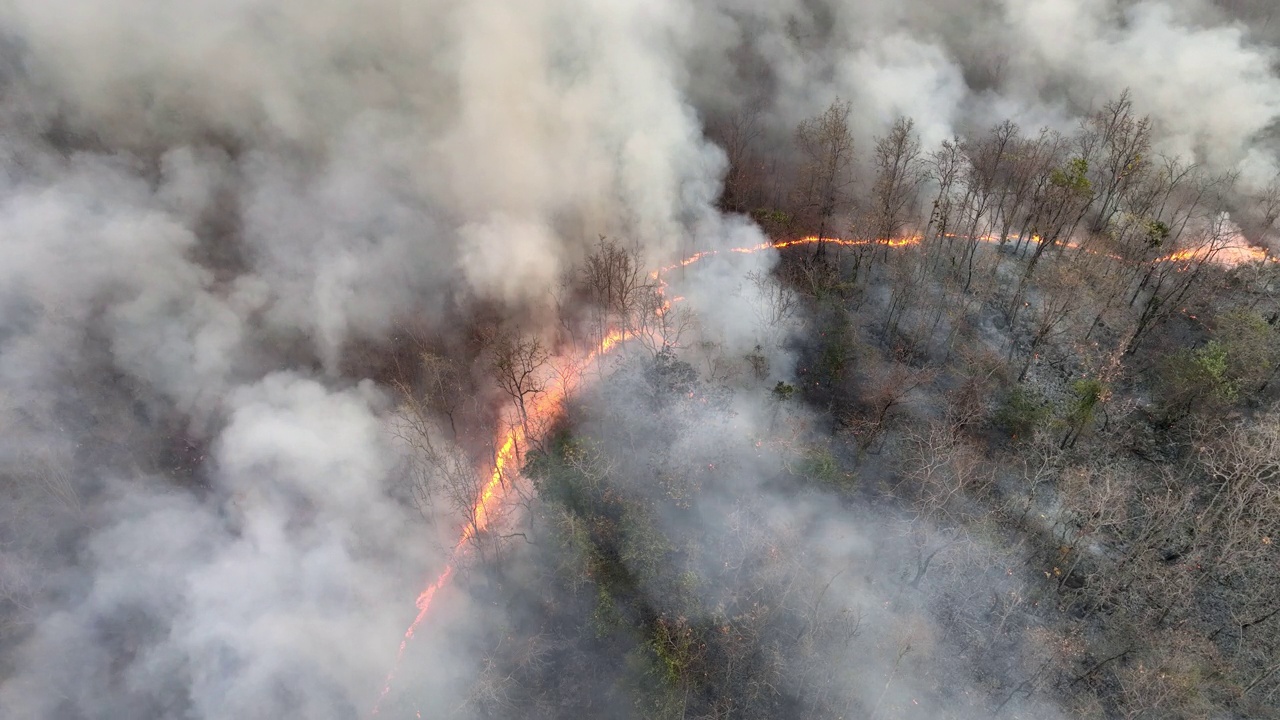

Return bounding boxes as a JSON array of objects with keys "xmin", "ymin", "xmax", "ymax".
[
  {"xmin": 0, "ymin": 0, "xmax": 1277, "ymax": 718},
  {"xmin": 0, "ymin": 0, "xmax": 738, "ymax": 716}
]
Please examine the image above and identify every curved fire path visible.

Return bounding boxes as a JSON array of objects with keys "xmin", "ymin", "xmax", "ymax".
[
  {"xmin": 370, "ymin": 329, "xmax": 628, "ymax": 715},
  {"xmin": 370, "ymin": 232, "xmax": 1268, "ymax": 714}
]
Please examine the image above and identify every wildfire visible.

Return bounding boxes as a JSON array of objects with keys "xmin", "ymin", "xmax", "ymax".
[
  {"xmin": 371, "ymin": 330, "xmax": 626, "ymax": 715},
  {"xmin": 372, "ymin": 227, "xmax": 1269, "ymax": 713},
  {"xmin": 1153, "ymin": 243, "xmax": 1273, "ymax": 266},
  {"xmin": 647, "ymin": 235, "xmax": 924, "ymax": 280}
]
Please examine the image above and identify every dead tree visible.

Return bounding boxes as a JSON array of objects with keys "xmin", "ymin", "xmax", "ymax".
[
  {"xmin": 1013, "ymin": 260, "xmax": 1083, "ymax": 381},
  {"xmin": 580, "ymin": 236, "xmax": 648, "ymax": 353},
  {"xmin": 715, "ymin": 102, "xmax": 766, "ymax": 213},
  {"xmin": 1082, "ymin": 90, "xmax": 1153, "ymax": 235},
  {"xmin": 869, "ymin": 116, "xmax": 925, "ymax": 268},
  {"xmin": 486, "ymin": 329, "xmax": 550, "ymax": 443},
  {"xmin": 794, "ymin": 99, "xmax": 856, "ymax": 260}
]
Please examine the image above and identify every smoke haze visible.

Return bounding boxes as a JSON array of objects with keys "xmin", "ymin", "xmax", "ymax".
[{"xmin": 0, "ymin": 0, "xmax": 1277, "ymax": 718}]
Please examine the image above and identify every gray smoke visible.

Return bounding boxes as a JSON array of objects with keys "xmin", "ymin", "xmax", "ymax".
[
  {"xmin": 691, "ymin": 0, "xmax": 1280, "ymax": 183},
  {"xmin": 0, "ymin": 1, "xmax": 1277, "ymax": 718}
]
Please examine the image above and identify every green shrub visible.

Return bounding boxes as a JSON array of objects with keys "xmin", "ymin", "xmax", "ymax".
[
  {"xmin": 1157, "ymin": 341, "xmax": 1239, "ymax": 422},
  {"xmin": 1061, "ymin": 378, "xmax": 1107, "ymax": 448},
  {"xmin": 795, "ymin": 444, "xmax": 856, "ymax": 492},
  {"xmin": 993, "ymin": 386, "xmax": 1050, "ymax": 440}
]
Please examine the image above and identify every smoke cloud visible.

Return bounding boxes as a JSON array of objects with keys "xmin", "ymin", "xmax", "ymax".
[{"xmin": 0, "ymin": 0, "xmax": 1277, "ymax": 718}]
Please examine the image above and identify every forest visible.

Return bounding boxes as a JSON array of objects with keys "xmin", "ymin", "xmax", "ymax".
[
  {"xmin": 370, "ymin": 90, "xmax": 1280, "ymax": 719},
  {"xmin": 1, "ymin": 1, "xmax": 1279, "ymax": 720}
]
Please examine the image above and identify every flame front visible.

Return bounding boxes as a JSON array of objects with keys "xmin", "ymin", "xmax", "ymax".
[
  {"xmin": 371, "ymin": 331, "xmax": 626, "ymax": 715},
  {"xmin": 372, "ymin": 229, "xmax": 1267, "ymax": 713}
]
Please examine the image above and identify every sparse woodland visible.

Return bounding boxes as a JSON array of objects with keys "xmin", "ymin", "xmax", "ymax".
[{"xmin": 391, "ymin": 92, "xmax": 1280, "ymax": 720}]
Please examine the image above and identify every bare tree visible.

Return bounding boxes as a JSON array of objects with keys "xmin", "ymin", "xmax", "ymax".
[
  {"xmin": 1012, "ymin": 260, "xmax": 1084, "ymax": 381},
  {"xmin": 390, "ymin": 374, "xmax": 516, "ymax": 568},
  {"xmin": 1125, "ymin": 179, "xmax": 1237, "ymax": 355},
  {"xmin": 869, "ymin": 116, "xmax": 925, "ymax": 265},
  {"xmin": 900, "ymin": 420, "xmax": 991, "ymax": 525},
  {"xmin": 458, "ymin": 632, "xmax": 552, "ymax": 718},
  {"xmin": 747, "ymin": 269, "xmax": 799, "ymax": 338},
  {"xmin": 1081, "ymin": 90, "xmax": 1153, "ymax": 234},
  {"xmin": 715, "ymin": 103, "xmax": 766, "ymax": 213},
  {"xmin": 390, "ymin": 353, "xmax": 476, "ymax": 521},
  {"xmin": 1052, "ymin": 462, "xmax": 1135, "ymax": 593},
  {"xmin": 881, "ymin": 241, "xmax": 925, "ymax": 346},
  {"xmin": 487, "ymin": 329, "xmax": 550, "ymax": 441},
  {"xmin": 630, "ymin": 283, "xmax": 693, "ymax": 359},
  {"xmin": 1114, "ymin": 632, "xmax": 1217, "ymax": 720},
  {"xmin": 419, "ymin": 352, "xmax": 466, "ymax": 438},
  {"xmin": 1007, "ymin": 147, "xmax": 1092, "ymax": 322},
  {"xmin": 920, "ymin": 136, "xmax": 970, "ymax": 280},
  {"xmin": 580, "ymin": 236, "xmax": 649, "ymax": 353},
  {"xmin": 954, "ymin": 121, "xmax": 1019, "ymax": 291},
  {"xmin": 1194, "ymin": 412, "xmax": 1280, "ymax": 580},
  {"xmin": 1250, "ymin": 175, "xmax": 1280, "ymax": 243},
  {"xmin": 794, "ymin": 99, "xmax": 856, "ymax": 259},
  {"xmin": 993, "ymin": 127, "xmax": 1066, "ymax": 249},
  {"xmin": 843, "ymin": 361, "xmax": 936, "ymax": 450},
  {"xmin": 966, "ymin": 120, "xmax": 1019, "ymax": 237}
]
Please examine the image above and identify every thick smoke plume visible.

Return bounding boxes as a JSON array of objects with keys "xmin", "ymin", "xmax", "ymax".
[{"xmin": 0, "ymin": 1, "xmax": 1277, "ymax": 718}]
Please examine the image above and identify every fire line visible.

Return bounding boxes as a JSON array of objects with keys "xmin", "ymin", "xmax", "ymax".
[
  {"xmin": 371, "ymin": 230, "xmax": 1266, "ymax": 714},
  {"xmin": 371, "ymin": 330, "xmax": 627, "ymax": 715}
]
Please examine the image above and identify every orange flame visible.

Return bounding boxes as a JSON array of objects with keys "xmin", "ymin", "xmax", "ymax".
[
  {"xmin": 373, "ymin": 228, "xmax": 1269, "ymax": 712},
  {"xmin": 647, "ymin": 235, "xmax": 925, "ymax": 280},
  {"xmin": 371, "ymin": 332, "xmax": 626, "ymax": 715},
  {"xmin": 1152, "ymin": 243, "xmax": 1272, "ymax": 266}
]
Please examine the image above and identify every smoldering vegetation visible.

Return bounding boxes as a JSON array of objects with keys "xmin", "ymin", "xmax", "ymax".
[{"xmin": 2, "ymin": 1, "xmax": 1280, "ymax": 719}]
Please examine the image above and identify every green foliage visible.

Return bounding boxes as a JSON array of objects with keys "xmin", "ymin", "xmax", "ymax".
[
  {"xmin": 1216, "ymin": 309, "xmax": 1280, "ymax": 394},
  {"xmin": 772, "ymin": 381, "xmax": 796, "ymax": 402},
  {"xmin": 650, "ymin": 616, "xmax": 702, "ymax": 687},
  {"xmin": 814, "ymin": 310, "xmax": 855, "ymax": 385},
  {"xmin": 645, "ymin": 348, "xmax": 699, "ymax": 403},
  {"xmin": 620, "ymin": 503, "xmax": 674, "ymax": 588},
  {"xmin": 1155, "ymin": 310, "xmax": 1280, "ymax": 422},
  {"xmin": 1068, "ymin": 379, "xmax": 1105, "ymax": 423},
  {"xmin": 794, "ymin": 443, "xmax": 856, "ymax": 492},
  {"xmin": 1195, "ymin": 341, "xmax": 1235, "ymax": 401},
  {"xmin": 527, "ymin": 434, "xmax": 611, "ymax": 517},
  {"xmin": 993, "ymin": 386, "xmax": 1050, "ymax": 440},
  {"xmin": 1142, "ymin": 218, "xmax": 1171, "ymax": 248},
  {"xmin": 529, "ymin": 435, "xmax": 673, "ymax": 625},
  {"xmin": 1050, "ymin": 157, "xmax": 1092, "ymax": 196},
  {"xmin": 549, "ymin": 507, "xmax": 598, "ymax": 594},
  {"xmin": 1157, "ymin": 351, "xmax": 1206, "ymax": 420},
  {"xmin": 641, "ymin": 348, "xmax": 733, "ymax": 416},
  {"xmin": 592, "ymin": 584, "xmax": 625, "ymax": 636},
  {"xmin": 625, "ymin": 645, "xmax": 688, "ymax": 720},
  {"xmin": 1157, "ymin": 341, "xmax": 1240, "ymax": 422},
  {"xmin": 749, "ymin": 208, "xmax": 792, "ymax": 228},
  {"xmin": 676, "ymin": 570, "xmax": 699, "ymax": 598},
  {"xmin": 1061, "ymin": 378, "xmax": 1106, "ymax": 447}
]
